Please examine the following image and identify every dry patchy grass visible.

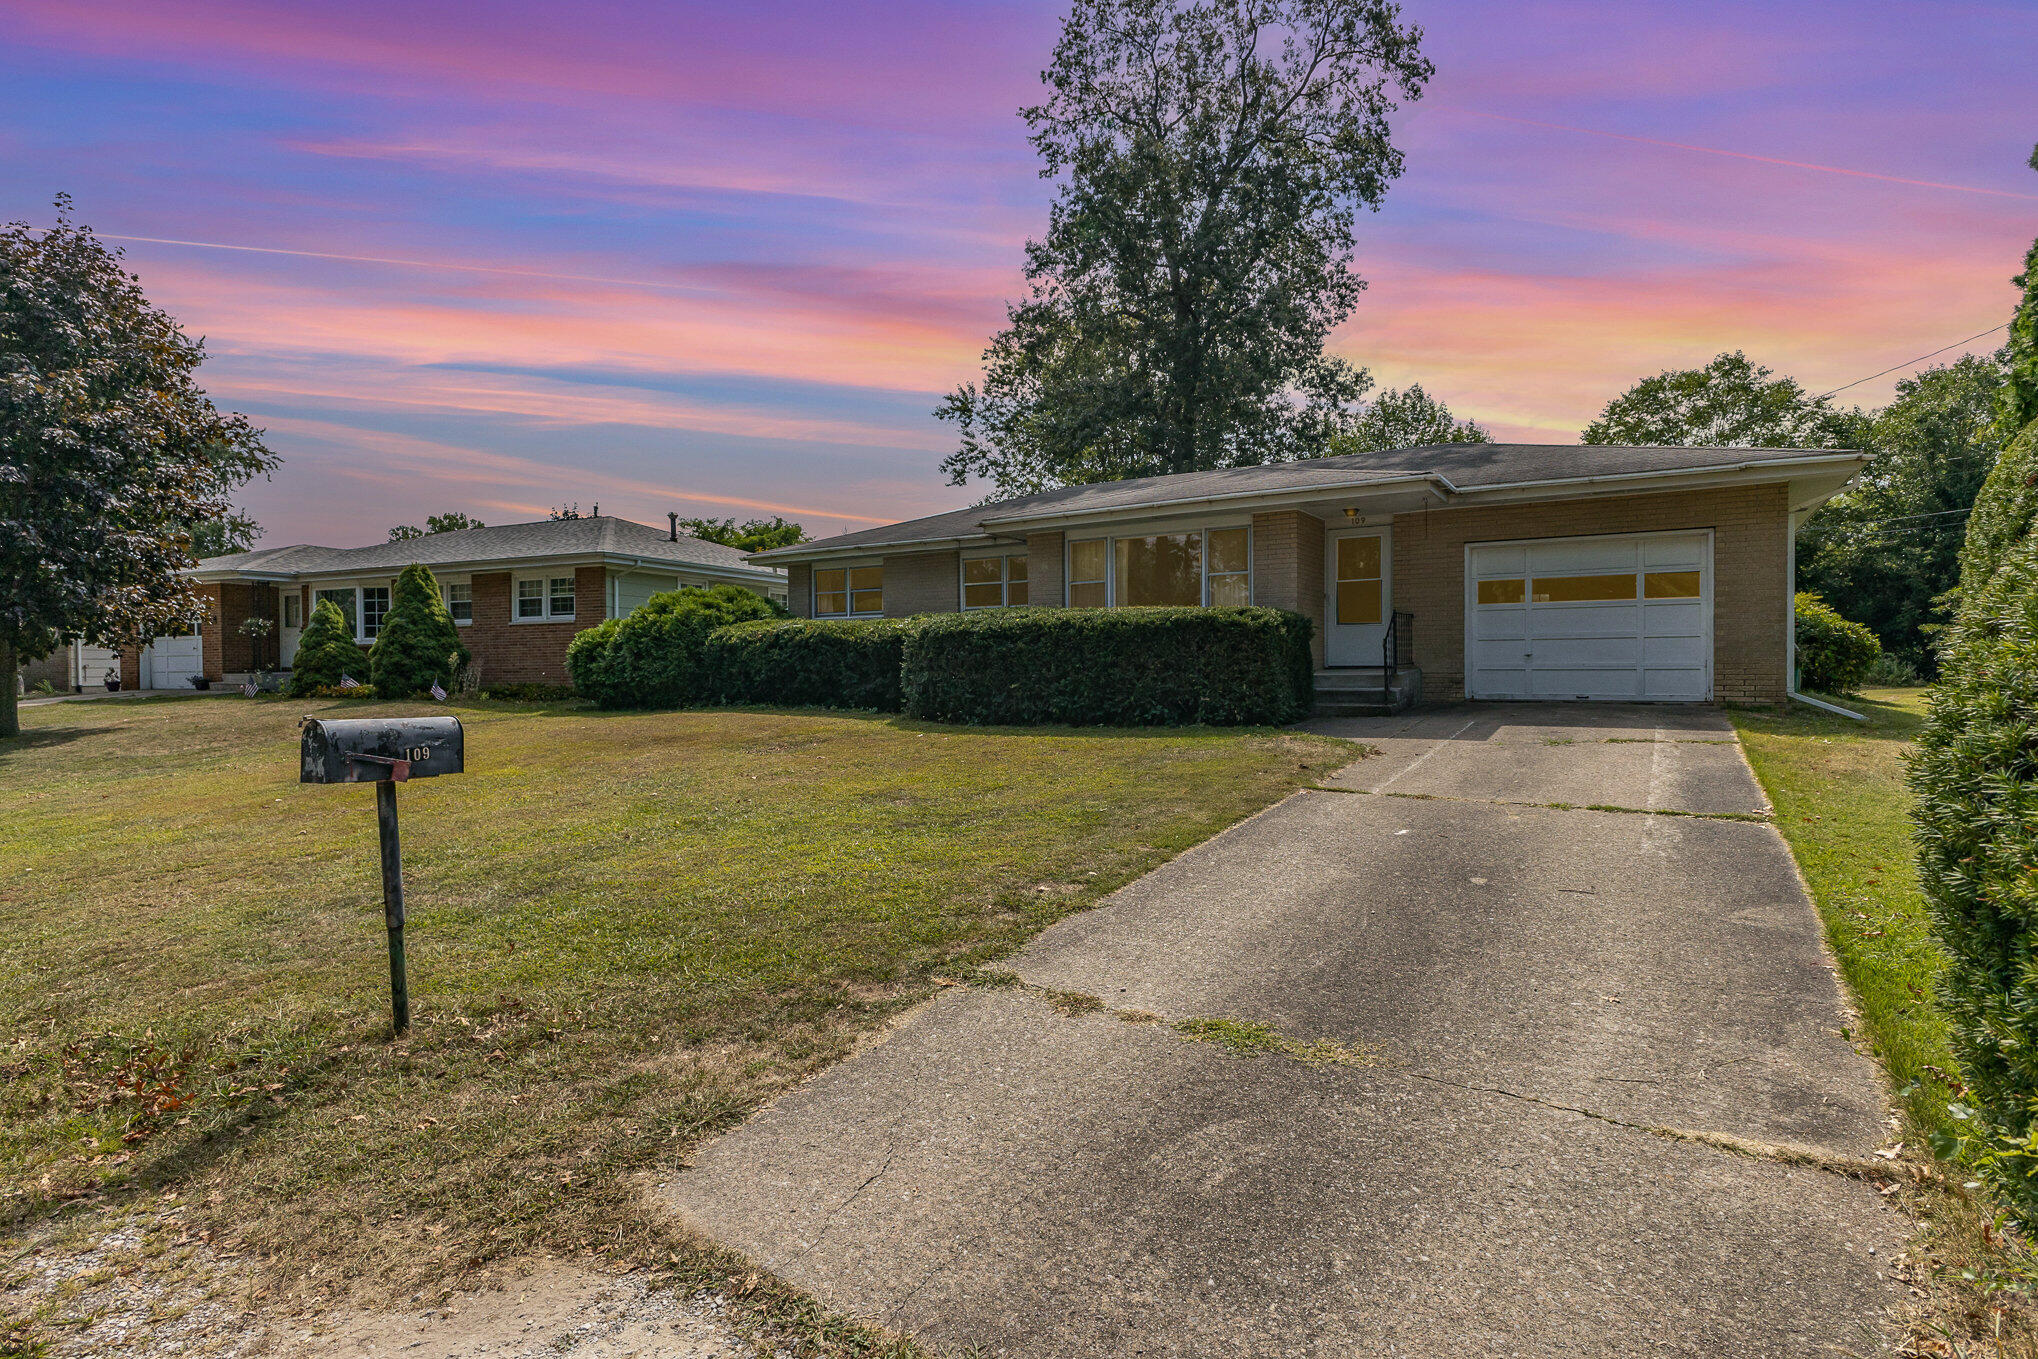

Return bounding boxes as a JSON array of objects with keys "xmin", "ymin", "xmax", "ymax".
[{"xmin": 1, "ymin": 693, "xmax": 1351, "ymax": 1344}]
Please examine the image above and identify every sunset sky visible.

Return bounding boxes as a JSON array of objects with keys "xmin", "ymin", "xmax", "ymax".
[{"xmin": 3, "ymin": 0, "xmax": 2033, "ymax": 546}]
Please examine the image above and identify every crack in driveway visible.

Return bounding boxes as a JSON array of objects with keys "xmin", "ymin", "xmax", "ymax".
[{"xmin": 975, "ymin": 977, "xmax": 1908, "ymax": 1187}]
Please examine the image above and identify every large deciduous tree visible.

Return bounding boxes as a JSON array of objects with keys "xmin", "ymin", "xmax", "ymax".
[
  {"xmin": 1332, "ymin": 383, "xmax": 1488, "ymax": 453},
  {"xmin": 1, "ymin": 199, "xmax": 275, "ymax": 736},
  {"xmin": 676, "ymin": 516, "xmax": 807, "ymax": 552},
  {"xmin": 1797, "ymin": 355, "xmax": 2006, "ymax": 669},
  {"xmin": 1580, "ymin": 351, "xmax": 1864, "ymax": 450},
  {"xmin": 938, "ymin": 0, "xmax": 1432, "ymax": 499}
]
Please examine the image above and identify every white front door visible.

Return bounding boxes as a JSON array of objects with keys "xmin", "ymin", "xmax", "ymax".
[
  {"xmin": 1324, "ymin": 528, "xmax": 1391, "ymax": 667},
  {"xmin": 1466, "ymin": 530, "xmax": 1712, "ymax": 701},
  {"xmin": 279, "ymin": 592, "xmax": 303, "ymax": 667}
]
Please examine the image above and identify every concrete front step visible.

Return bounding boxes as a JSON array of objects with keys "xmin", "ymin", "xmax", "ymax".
[{"xmin": 1311, "ymin": 667, "xmax": 1421, "ymax": 717}]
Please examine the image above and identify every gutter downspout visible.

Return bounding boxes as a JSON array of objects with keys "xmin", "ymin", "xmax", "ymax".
[{"xmin": 1785, "ymin": 506, "xmax": 1866, "ymax": 721}]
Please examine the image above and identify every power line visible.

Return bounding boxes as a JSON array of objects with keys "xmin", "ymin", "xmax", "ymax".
[{"xmin": 1814, "ymin": 324, "xmax": 2009, "ymax": 400}]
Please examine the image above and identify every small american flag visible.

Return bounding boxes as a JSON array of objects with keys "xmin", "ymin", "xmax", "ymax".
[
  {"xmin": 339, "ymin": 674, "xmax": 360, "ymax": 689},
  {"xmin": 430, "ymin": 682, "xmax": 447, "ymax": 701},
  {"xmin": 242, "ymin": 681, "xmax": 257, "ymax": 698}
]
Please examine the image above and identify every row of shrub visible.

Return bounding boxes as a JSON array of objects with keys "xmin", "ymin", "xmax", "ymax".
[{"xmin": 564, "ymin": 586, "xmax": 1314, "ymax": 726}]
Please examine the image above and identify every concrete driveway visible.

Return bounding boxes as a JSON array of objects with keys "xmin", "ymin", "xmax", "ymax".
[{"xmin": 668, "ymin": 704, "xmax": 1903, "ymax": 1357}]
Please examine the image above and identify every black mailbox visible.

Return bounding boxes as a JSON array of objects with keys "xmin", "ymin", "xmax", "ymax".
[{"xmin": 301, "ymin": 716, "xmax": 463, "ymax": 784}]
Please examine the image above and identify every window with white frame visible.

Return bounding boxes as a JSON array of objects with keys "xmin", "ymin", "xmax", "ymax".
[
  {"xmin": 515, "ymin": 575, "xmax": 575, "ymax": 621},
  {"xmin": 962, "ymin": 554, "xmax": 1029, "ymax": 608},
  {"xmin": 1065, "ymin": 526, "xmax": 1250, "ymax": 608},
  {"xmin": 444, "ymin": 582, "xmax": 472, "ymax": 624},
  {"xmin": 360, "ymin": 586, "xmax": 392, "ymax": 639},
  {"xmin": 282, "ymin": 594, "xmax": 301, "ymax": 629},
  {"xmin": 814, "ymin": 564, "xmax": 883, "ymax": 617}
]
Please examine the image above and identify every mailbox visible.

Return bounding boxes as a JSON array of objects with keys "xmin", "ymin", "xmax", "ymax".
[
  {"xmin": 299, "ymin": 714, "xmax": 465, "ymax": 1036},
  {"xmin": 301, "ymin": 716, "xmax": 463, "ymax": 784}
]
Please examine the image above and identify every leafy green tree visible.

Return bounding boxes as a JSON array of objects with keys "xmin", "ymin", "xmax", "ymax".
[
  {"xmin": 1955, "ymin": 153, "xmax": 2038, "ymax": 600},
  {"xmin": 1798, "ymin": 356, "xmax": 2006, "ymax": 668},
  {"xmin": 389, "ymin": 512, "xmax": 485, "ymax": 542},
  {"xmin": 1581, "ymin": 351, "xmax": 1864, "ymax": 449},
  {"xmin": 1332, "ymin": 383, "xmax": 1489, "ymax": 454},
  {"xmin": 287, "ymin": 598, "xmax": 362, "ymax": 696},
  {"xmin": 369, "ymin": 563, "xmax": 467, "ymax": 698},
  {"xmin": 937, "ymin": 0, "xmax": 1432, "ymax": 498},
  {"xmin": 189, "ymin": 511, "xmax": 262, "ymax": 558},
  {"xmin": 1995, "ymin": 143, "xmax": 2038, "ymax": 439},
  {"xmin": 2, "ymin": 197, "xmax": 276, "ymax": 737},
  {"xmin": 676, "ymin": 516, "xmax": 807, "ymax": 552}
]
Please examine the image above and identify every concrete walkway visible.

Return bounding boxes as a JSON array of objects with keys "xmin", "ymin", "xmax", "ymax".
[{"xmin": 668, "ymin": 704, "xmax": 1902, "ymax": 1357}]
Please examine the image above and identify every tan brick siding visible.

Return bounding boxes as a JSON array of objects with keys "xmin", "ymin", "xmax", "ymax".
[
  {"xmin": 1250, "ymin": 510, "xmax": 1327, "ymax": 666},
  {"xmin": 17, "ymin": 645, "xmax": 70, "ymax": 690},
  {"xmin": 1391, "ymin": 484, "xmax": 1790, "ymax": 704},
  {"xmin": 1026, "ymin": 532, "xmax": 1065, "ymax": 607},
  {"xmin": 786, "ymin": 563, "xmax": 813, "ymax": 618},
  {"xmin": 881, "ymin": 550, "xmax": 960, "ymax": 617}
]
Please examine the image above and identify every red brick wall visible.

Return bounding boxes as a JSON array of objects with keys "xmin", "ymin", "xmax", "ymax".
[
  {"xmin": 1392, "ymin": 484, "xmax": 1791, "ymax": 704},
  {"xmin": 460, "ymin": 564, "xmax": 608, "ymax": 686}
]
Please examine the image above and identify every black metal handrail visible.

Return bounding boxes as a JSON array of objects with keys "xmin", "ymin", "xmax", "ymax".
[{"xmin": 1383, "ymin": 610, "xmax": 1414, "ymax": 679}]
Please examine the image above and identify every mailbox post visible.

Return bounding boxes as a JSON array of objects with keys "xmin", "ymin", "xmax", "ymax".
[{"xmin": 301, "ymin": 716, "xmax": 464, "ymax": 1035}]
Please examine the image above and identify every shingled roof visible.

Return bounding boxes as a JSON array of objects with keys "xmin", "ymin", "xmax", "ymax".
[
  {"xmin": 751, "ymin": 443, "xmax": 1865, "ymax": 560},
  {"xmin": 193, "ymin": 516, "xmax": 782, "ymax": 580}
]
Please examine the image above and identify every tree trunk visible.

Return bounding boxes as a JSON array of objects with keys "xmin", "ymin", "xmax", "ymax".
[{"xmin": 1, "ymin": 637, "xmax": 18, "ymax": 739}]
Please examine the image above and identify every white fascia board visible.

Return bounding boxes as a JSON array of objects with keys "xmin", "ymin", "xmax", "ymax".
[
  {"xmin": 747, "ymin": 533, "xmax": 1016, "ymax": 566},
  {"xmin": 979, "ymin": 475, "xmax": 1450, "ymax": 532},
  {"xmin": 1446, "ymin": 454, "xmax": 1870, "ymax": 509}
]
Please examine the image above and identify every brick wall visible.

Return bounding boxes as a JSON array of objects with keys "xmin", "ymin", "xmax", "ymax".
[
  {"xmin": 880, "ymin": 550, "xmax": 960, "ymax": 618},
  {"xmin": 786, "ymin": 563, "xmax": 813, "ymax": 618},
  {"xmin": 1391, "ymin": 484, "xmax": 1790, "ymax": 704},
  {"xmin": 1026, "ymin": 532, "xmax": 1065, "ymax": 607},
  {"xmin": 198, "ymin": 584, "xmax": 226, "ymax": 679},
  {"xmin": 1251, "ymin": 510, "xmax": 1327, "ymax": 666},
  {"xmin": 457, "ymin": 564, "xmax": 608, "ymax": 686},
  {"xmin": 17, "ymin": 644, "xmax": 70, "ymax": 691}
]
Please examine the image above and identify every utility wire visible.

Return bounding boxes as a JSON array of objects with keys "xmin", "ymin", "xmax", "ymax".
[{"xmin": 1814, "ymin": 324, "xmax": 2009, "ymax": 400}]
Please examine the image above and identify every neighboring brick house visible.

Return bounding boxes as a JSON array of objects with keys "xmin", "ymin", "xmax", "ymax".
[
  {"xmin": 751, "ymin": 444, "xmax": 1869, "ymax": 708},
  {"xmin": 185, "ymin": 516, "xmax": 787, "ymax": 688}
]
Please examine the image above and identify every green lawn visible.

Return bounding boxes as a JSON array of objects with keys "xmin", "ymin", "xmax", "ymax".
[
  {"xmin": 0, "ymin": 695, "xmax": 1352, "ymax": 1311},
  {"xmin": 1731, "ymin": 688, "xmax": 1954, "ymax": 1136}
]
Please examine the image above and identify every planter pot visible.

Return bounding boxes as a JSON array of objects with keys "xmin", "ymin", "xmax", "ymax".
[{"xmin": 104, "ymin": 680, "xmax": 121, "ymax": 692}]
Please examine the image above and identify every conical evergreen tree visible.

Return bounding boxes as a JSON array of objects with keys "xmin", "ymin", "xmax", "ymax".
[
  {"xmin": 369, "ymin": 563, "xmax": 465, "ymax": 698},
  {"xmin": 287, "ymin": 598, "xmax": 362, "ymax": 695}
]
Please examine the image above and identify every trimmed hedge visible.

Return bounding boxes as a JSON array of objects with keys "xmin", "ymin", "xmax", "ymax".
[
  {"xmin": 566, "ymin": 584, "xmax": 784, "ymax": 708},
  {"xmin": 900, "ymin": 606, "xmax": 1313, "ymax": 727},
  {"xmin": 1794, "ymin": 591, "xmax": 1881, "ymax": 695},
  {"xmin": 1910, "ymin": 531, "xmax": 2038, "ymax": 1222},
  {"xmin": 706, "ymin": 618, "xmax": 911, "ymax": 712}
]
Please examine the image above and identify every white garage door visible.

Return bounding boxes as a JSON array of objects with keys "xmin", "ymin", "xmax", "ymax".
[
  {"xmin": 143, "ymin": 628, "xmax": 203, "ymax": 690},
  {"xmin": 1467, "ymin": 531, "xmax": 1711, "ymax": 701}
]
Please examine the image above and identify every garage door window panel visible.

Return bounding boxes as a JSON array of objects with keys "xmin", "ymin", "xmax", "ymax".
[
  {"xmin": 1644, "ymin": 571, "xmax": 1702, "ymax": 599},
  {"xmin": 1531, "ymin": 573, "xmax": 1637, "ymax": 603}
]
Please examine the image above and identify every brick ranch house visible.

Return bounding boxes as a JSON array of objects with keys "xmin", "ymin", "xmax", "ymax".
[
  {"xmin": 157, "ymin": 516, "xmax": 787, "ymax": 689},
  {"xmin": 751, "ymin": 443, "xmax": 1868, "ymax": 707}
]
